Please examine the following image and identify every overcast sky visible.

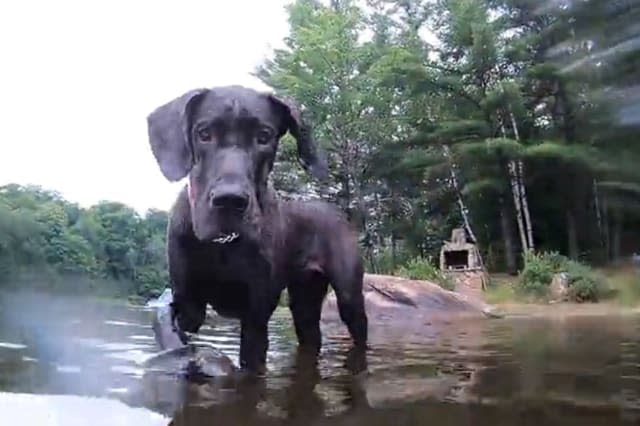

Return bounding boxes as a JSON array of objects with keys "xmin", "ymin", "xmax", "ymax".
[{"xmin": 0, "ymin": 0, "xmax": 291, "ymax": 213}]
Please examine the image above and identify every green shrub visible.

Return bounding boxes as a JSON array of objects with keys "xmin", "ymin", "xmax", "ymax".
[
  {"xmin": 519, "ymin": 251, "xmax": 558, "ymax": 296},
  {"xmin": 367, "ymin": 246, "xmax": 413, "ymax": 275},
  {"xmin": 395, "ymin": 257, "xmax": 455, "ymax": 291},
  {"xmin": 564, "ymin": 260, "xmax": 609, "ymax": 303},
  {"xmin": 519, "ymin": 250, "xmax": 608, "ymax": 302}
]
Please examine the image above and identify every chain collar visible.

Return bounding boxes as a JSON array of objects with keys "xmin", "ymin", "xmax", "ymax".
[{"xmin": 211, "ymin": 232, "xmax": 239, "ymax": 244}]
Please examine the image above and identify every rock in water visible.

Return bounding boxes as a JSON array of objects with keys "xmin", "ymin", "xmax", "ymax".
[
  {"xmin": 145, "ymin": 288, "xmax": 236, "ymax": 377},
  {"xmin": 142, "ymin": 343, "xmax": 236, "ymax": 378},
  {"xmin": 322, "ymin": 273, "xmax": 502, "ymax": 326}
]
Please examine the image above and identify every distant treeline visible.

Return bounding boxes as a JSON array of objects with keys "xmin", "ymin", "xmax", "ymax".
[{"xmin": 0, "ymin": 184, "xmax": 170, "ymax": 298}]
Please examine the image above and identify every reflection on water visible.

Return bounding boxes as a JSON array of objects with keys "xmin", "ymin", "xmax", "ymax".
[{"xmin": 1, "ymin": 292, "xmax": 640, "ymax": 425}]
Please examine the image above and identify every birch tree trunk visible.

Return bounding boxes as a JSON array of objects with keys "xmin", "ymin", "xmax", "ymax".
[
  {"xmin": 507, "ymin": 159, "xmax": 528, "ymax": 253},
  {"xmin": 517, "ymin": 160, "xmax": 534, "ymax": 250},
  {"xmin": 509, "ymin": 108, "xmax": 534, "ymax": 251},
  {"xmin": 500, "ymin": 121, "xmax": 529, "ymax": 254}
]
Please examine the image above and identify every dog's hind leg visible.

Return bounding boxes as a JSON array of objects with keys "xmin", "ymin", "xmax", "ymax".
[
  {"xmin": 329, "ymin": 266, "xmax": 368, "ymax": 350},
  {"xmin": 287, "ymin": 275, "xmax": 329, "ymax": 354}
]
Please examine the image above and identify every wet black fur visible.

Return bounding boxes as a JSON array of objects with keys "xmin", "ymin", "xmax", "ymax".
[{"xmin": 146, "ymin": 85, "xmax": 368, "ymax": 373}]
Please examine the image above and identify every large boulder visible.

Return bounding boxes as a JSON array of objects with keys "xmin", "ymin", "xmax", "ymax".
[{"xmin": 321, "ymin": 273, "xmax": 500, "ymax": 327}]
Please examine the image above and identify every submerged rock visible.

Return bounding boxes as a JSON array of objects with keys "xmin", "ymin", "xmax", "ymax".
[
  {"xmin": 142, "ymin": 342, "xmax": 236, "ymax": 378},
  {"xmin": 145, "ymin": 289, "xmax": 236, "ymax": 378}
]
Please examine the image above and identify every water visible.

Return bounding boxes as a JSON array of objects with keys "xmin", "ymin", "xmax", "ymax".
[{"xmin": 1, "ymin": 291, "xmax": 640, "ymax": 425}]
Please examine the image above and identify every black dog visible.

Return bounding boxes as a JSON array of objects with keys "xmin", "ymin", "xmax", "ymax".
[{"xmin": 146, "ymin": 85, "xmax": 367, "ymax": 374}]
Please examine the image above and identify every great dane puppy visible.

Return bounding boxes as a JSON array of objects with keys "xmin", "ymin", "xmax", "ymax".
[{"xmin": 146, "ymin": 85, "xmax": 367, "ymax": 374}]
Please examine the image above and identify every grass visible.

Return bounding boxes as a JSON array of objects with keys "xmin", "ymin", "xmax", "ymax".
[
  {"xmin": 600, "ymin": 265, "xmax": 640, "ymax": 307},
  {"xmin": 484, "ymin": 276, "xmax": 519, "ymax": 305},
  {"xmin": 483, "ymin": 273, "xmax": 539, "ymax": 305},
  {"xmin": 483, "ymin": 265, "xmax": 640, "ymax": 308}
]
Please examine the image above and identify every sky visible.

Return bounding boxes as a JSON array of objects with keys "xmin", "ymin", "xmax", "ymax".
[{"xmin": 0, "ymin": 0, "xmax": 292, "ymax": 213}]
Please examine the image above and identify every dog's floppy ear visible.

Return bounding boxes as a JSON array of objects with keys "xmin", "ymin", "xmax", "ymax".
[
  {"xmin": 147, "ymin": 88, "xmax": 209, "ymax": 182},
  {"xmin": 268, "ymin": 94, "xmax": 329, "ymax": 181}
]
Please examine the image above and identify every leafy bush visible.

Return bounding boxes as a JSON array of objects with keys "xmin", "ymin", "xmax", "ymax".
[
  {"xmin": 367, "ymin": 246, "xmax": 413, "ymax": 275},
  {"xmin": 519, "ymin": 251, "xmax": 559, "ymax": 296},
  {"xmin": 519, "ymin": 250, "xmax": 608, "ymax": 302},
  {"xmin": 564, "ymin": 260, "xmax": 609, "ymax": 303},
  {"xmin": 395, "ymin": 257, "xmax": 455, "ymax": 291}
]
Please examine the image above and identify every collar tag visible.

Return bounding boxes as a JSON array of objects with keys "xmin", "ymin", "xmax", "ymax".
[{"xmin": 211, "ymin": 232, "xmax": 239, "ymax": 244}]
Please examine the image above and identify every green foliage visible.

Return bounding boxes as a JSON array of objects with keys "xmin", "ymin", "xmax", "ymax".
[
  {"xmin": 519, "ymin": 251, "xmax": 560, "ymax": 296},
  {"xmin": 256, "ymin": 0, "xmax": 640, "ymax": 286},
  {"xmin": 395, "ymin": 257, "xmax": 455, "ymax": 291},
  {"xmin": 519, "ymin": 251, "xmax": 608, "ymax": 302},
  {"xmin": 563, "ymin": 261, "xmax": 609, "ymax": 303},
  {"xmin": 0, "ymin": 184, "xmax": 169, "ymax": 298},
  {"xmin": 367, "ymin": 245, "xmax": 413, "ymax": 275}
]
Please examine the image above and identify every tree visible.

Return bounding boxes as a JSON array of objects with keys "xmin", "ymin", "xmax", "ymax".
[{"xmin": 0, "ymin": 184, "xmax": 172, "ymax": 297}]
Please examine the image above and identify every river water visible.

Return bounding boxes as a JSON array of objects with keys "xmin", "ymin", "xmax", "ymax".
[{"xmin": 1, "ymin": 291, "xmax": 639, "ymax": 425}]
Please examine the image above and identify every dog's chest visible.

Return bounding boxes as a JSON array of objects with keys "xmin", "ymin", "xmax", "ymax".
[
  {"xmin": 187, "ymin": 241, "xmax": 275, "ymax": 318},
  {"xmin": 189, "ymin": 241, "xmax": 269, "ymax": 284}
]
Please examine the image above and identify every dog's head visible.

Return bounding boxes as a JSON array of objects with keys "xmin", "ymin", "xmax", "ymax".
[{"xmin": 147, "ymin": 85, "xmax": 328, "ymax": 243}]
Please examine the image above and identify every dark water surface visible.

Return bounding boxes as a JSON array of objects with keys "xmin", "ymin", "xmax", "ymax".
[{"xmin": 1, "ymin": 292, "xmax": 640, "ymax": 425}]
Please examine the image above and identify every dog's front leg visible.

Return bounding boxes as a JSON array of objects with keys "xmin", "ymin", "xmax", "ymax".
[
  {"xmin": 239, "ymin": 276, "xmax": 281, "ymax": 375},
  {"xmin": 167, "ymin": 233, "xmax": 206, "ymax": 344},
  {"xmin": 239, "ymin": 314, "xmax": 269, "ymax": 374}
]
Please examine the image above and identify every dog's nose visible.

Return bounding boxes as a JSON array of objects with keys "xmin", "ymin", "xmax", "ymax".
[{"xmin": 210, "ymin": 186, "xmax": 249, "ymax": 212}]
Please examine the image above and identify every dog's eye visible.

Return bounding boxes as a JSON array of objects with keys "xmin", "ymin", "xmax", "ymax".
[
  {"xmin": 256, "ymin": 128, "xmax": 273, "ymax": 145},
  {"xmin": 197, "ymin": 127, "xmax": 212, "ymax": 143}
]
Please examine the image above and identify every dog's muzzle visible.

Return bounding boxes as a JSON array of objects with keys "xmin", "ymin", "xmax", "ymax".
[{"xmin": 187, "ymin": 177, "xmax": 243, "ymax": 245}]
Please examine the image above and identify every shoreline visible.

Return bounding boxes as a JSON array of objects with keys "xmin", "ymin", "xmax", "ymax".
[
  {"xmin": 3, "ymin": 281, "xmax": 639, "ymax": 322},
  {"xmin": 487, "ymin": 300, "xmax": 640, "ymax": 319}
]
